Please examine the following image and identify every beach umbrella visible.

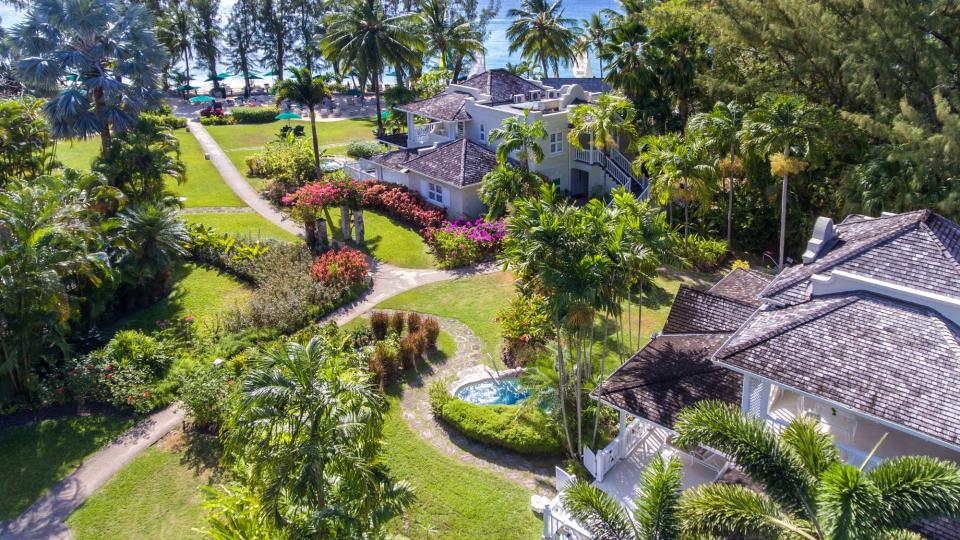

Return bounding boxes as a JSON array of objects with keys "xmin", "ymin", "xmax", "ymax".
[
  {"xmin": 261, "ymin": 70, "xmax": 276, "ymax": 77},
  {"xmin": 217, "ymin": 72, "xmax": 234, "ymax": 79},
  {"xmin": 247, "ymin": 73, "xmax": 263, "ymax": 80},
  {"xmin": 190, "ymin": 95, "xmax": 215, "ymax": 104},
  {"xmin": 380, "ymin": 110, "xmax": 390, "ymax": 119},
  {"xmin": 275, "ymin": 111, "xmax": 301, "ymax": 127},
  {"xmin": 205, "ymin": 74, "xmax": 227, "ymax": 82},
  {"xmin": 176, "ymin": 84, "xmax": 200, "ymax": 92},
  {"xmin": 65, "ymin": 74, "xmax": 78, "ymax": 81}
]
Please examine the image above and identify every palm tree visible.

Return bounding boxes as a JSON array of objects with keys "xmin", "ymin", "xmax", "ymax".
[
  {"xmin": 687, "ymin": 100, "xmax": 744, "ymax": 248},
  {"xmin": 675, "ymin": 401, "xmax": 960, "ymax": 539},
  {"xmin": 117, "ymin": 204, "xmax": 189, "ymax": 298},
  {"xmin": 322, "ymin": 0, "xmax": 422, "ymax": 136},
  {"xmin": 742, "ymin": 93, "xmax": 825, "ymax": 268},
  {"xmin": 479, "ymin": 164, "xmax": 543, "ymax": 218},
  {"xmin": 419, "ymin": 0, "xmax": 484, "ymax": 83},
  {"xmin": 189, "ymin": 0, "xmax": 221, "ymax": 93},
  {"xmin": 578, "ymin": 12, "xmax": 608, "ymax": 77},
  {"xmin": 636, "ymin": 133, "xmax": 718, "ymax": 245},
  {"xmin": 600, "ymin": 13, "xmax": 646, "ymax": 100},
  {"xmin": 273, "ymin": 67, "xmax": 333, "ymax": 179},
  {"xmin": 504, "ymin": 60, "xmax": 544, "ymax": 80},
  {"xmin": 159, "ymin": 4, "xmax": 194, "ymax": 89},
  {"xmin": 487, "ymin": 109, "xmax": 546, "ymax": 170},
  {"xmin": 506, "ymin": 0, "xmax": 580, "ymax": 79},
  {"xmin": 92, "ymin": 119, "xmax": 186, "ymax": 204},
  {"xmin": 226, "ymin": 0, "xmax": 257, "ymax": 98},
  {"xmin": 567, "ymin": 94, "xmax": 638, "ymax": 187},
  {"xmin": 228, "ymin": 335, "xmax": 414, "ymax": 537},
  {"xmin": 12, "ymin": 0, "xmax": 167, "ymax": 152}
]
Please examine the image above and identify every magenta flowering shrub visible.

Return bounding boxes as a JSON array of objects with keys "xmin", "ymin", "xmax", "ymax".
[{"xmin": 424, "ymin": 219, "xmax": 506, "ymax": 269}]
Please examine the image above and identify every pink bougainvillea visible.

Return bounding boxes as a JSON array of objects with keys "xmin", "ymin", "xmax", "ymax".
[
  {"xmin": 423, "ymin": 218, "xmax": 507, "ymax": 269},
  {"xmin": 310, "ymin": 247, "xmax": 370, "ymax": 288}
]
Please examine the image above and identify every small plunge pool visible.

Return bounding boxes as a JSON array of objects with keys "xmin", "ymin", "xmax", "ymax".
[{"xmin": 455, "ymin": 377, "xmax": 529, "ymax": 406}]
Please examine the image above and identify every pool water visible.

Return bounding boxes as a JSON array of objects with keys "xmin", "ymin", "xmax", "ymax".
[{"xmin": 455, "ymin": 377, "xmax": 529, "ymax": 406}]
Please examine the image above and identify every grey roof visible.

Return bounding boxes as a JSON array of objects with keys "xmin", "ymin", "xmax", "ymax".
[
  {"xmin": 377, "ymin": 133, "xmax": 408, "ymax": 148},
  {"xmin": 708, "ymin": 268, "xmax": 772, "ymax": 306},
  {"xmin": 458, "ymin": 69, "xmax": 543, "ymax": 103},
  {"xmin": 662, "ymin": 286, "xmax": 758, "ymax": 334},
  {"xmin": 761, "ymin": 210, "xmax": 960, "ymax": 305},
  {"xmin": 542, "ymin": 77, "xmax": 611, "ymax": 93},
  {"xmin": 396, "ymin": 92, "xmax": 471, "ymax": 121},
  {"xmin": 595, "ymin": 334, "xmax": 742, "ymax": 429},
  {"xmin": 912, "ymin": 518, "xmax": 960, "ymax": 540},
  {"xmin": 716, "ymin": 292, "xmax": 960, "ymax": 448},
  {"xmin": 402, "ymin": 138, "xmax": 499, "ymax": 187},
  {"xmin": 367, "ymin": 148, "xmax": 420, "ymax": 169}
]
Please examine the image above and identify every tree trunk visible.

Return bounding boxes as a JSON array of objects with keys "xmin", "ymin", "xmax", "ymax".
[
  {"xmin": 592, "ymin": 313, "xmax": 609, "ymax": 448},
  {"xmin": 727, "ymin": 145, "xmax": 735, "ymax": 249},
  {"xmin": 317, "ymin": 218, "xmax": 329, "ymax": 253},
  {"xmin": 308, "ymin": 106, "xmax": 322, "ymax": 180},
  {"xmin": 373, "ymin": 72, "xmax": 384, "ymax": 136},
  {"xmin": 684, "ymin": 203, "xmax": 689, "ymax": 247},
  {"xmin": 353, "ymin": 208, "xmax": 365, "ymax": 245},
  {"xmin": 304, "ymin": 217, "xmax": 318, "ymax": 254},
  {"xmin": 340, "ymin": 204, "xmax": 351, "ymax": 242},
  {"xmin": 779, "ymin": 145, "xmax": 790, "ymax": 269},
  {"xmin": 555, "ymin": 322, "xmax": 576, "ymax": 458}
]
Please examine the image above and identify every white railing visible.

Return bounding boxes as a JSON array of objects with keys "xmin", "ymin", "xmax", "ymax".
[
  {"xmin": 542, "ymin": 505, "xmax": 591, "ymax": 540},
  {"xmin": 573, "ymin": 147, "xmax": 594, "ymax": 163},
  {"xmin": 610, "ymin": 148, "xmax": 633, "ymax": 175},
  {"xmin": 768, "ymin": 416, "xmax": 882, "ymax": 470},
  {"xmin": 583, "ymin": 418, "xmax": 648, "ymax": 482},
  {"xmin": 410, "ymin": 121, "xmax": 453, "ymax": 146},
  {"xmin": 343, "ymin": 163, "xmax": 376, "ymax": 182}
]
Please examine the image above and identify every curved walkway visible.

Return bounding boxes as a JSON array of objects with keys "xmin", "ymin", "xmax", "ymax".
[{"xmin": 385, "ymin": 310, "xmax": 557, "ymax": 496}]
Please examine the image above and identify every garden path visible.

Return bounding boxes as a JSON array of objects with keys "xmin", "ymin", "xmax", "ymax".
[
  {"xmin": 383, "ymin": 309, "xmax": 557, "ymax": 497},
  {"xmin": 0, "ymin": 405, "xmax": 185, "ymax": 540}
]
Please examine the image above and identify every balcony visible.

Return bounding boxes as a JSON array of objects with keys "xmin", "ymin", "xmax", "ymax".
[{"xmin": 409, "ymin": 121, "xmax": 456, "ymax": 147}]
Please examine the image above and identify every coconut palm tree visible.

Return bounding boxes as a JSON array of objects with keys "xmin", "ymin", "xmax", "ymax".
[
  {"xmin": 273, "ymin": 67, "xmax": 333, "ymax": 179},
  {"xmin": 419, "ymin": 0, "xmax": 484, "ymax": 83},
  {"xmin": 189, "ymin": 0, "xmax": 221, "ymax": 93},
  {"xmin": 225, "ymin": 0, "xmax": 257, "ymax": 98},
  {"xmin": 687, "ymin": 100, "xmax": 744, "ymax": 248},
  {"xmin": 675, "ymin": 401, "xmax": 960, "ymax": 539},
  {"xmin": 479, "ymin": 164, "xmax": 543, "ymax": 219},
  {"xmin": 159, "ymin": 5, "xmax": 194, "ymax": 87},
  {"xmin": 506, "ymin": 0, "xmax": 579, "ymax": 79},
  {"xmin": 578, "ymin": 12, "xmax": 608, "ymax": 77},
  {"xmin": 504, "ymin": 60, "xmax": 544, "ymax": 80},
  {"xmin": 568, "ymin": 94, "xmax": 638, "ymax": 188},
  {"xmin": 322, "ymin": 0, "xmax": 422, "ymax": 136},
  {"xmin": 12, "ymin": 0, "xmax": 167, "ymax": 152},
  {"xmin": 600, "ymin": 13, "xmax": 646, "ymax": 101},
  {"xmin": 228, "ymin": 335, "xmax": 414, "ymax": 537},
  {"xmin": 742, "ymin": 93, "xmax": 825, "ymax": 269},
  {"xmin": 488, "ymin": 109, "xmax": 546, "ymax": 170}
]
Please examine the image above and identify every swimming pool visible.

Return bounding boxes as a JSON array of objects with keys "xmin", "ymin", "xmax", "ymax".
[{"xmin": 455, "ymin": 376, "xmax": 529, "ymax": 406}]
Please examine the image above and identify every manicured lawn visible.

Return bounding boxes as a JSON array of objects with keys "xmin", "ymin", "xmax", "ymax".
[
  {"xmin": 377, "ymin": 272, "xmax": 516, "ymax": 360},
  {"xmin": 118, "ymin": 263, "xmax": 250, "ymax": 331},
  {"xmin": 54, "ymin": 137, "xmax": 101, "ymax": 170},
  {"xmin": 184, "ymin": 212, "xmax": 300, "ymax": 243},
  {"xmin": 0, "ymin": 415, "xmax": 135, "ymax": 521},
  {"xmin": 67, "ymin": 431, "xmax": 220, "ymax": 540},
  {"xmin": 322, "ymin": 207, "xmax": 433, "ymax": 269}
]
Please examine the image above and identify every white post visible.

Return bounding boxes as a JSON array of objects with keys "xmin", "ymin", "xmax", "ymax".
[
  {"xmin": 407, "ymin": 113, "xmax": 416, "ymax": 145},
  {"xmin": 740, "ymin": 376, "xmax": 752, "ymax": 413},
  {"xmin": 618, "ymin": 409, "xmax": 627, "ymax": 458},
  {"xmin": 542, "ymin": 505, "xmax": 552, "ymax": 539}
]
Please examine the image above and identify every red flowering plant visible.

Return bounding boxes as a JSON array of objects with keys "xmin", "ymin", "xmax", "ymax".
[
  {"xmin": 310, "ymin": 247, "xmax": 370, "ymax": 290},
  {"xmin": 360, "ymin": 182, "xmax": 446, "ymax": 230}
]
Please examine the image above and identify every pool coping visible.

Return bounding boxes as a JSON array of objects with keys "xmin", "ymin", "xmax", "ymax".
[{"xmin": 448, "ymin": 364, "xmax": 526, "ymax": 398}]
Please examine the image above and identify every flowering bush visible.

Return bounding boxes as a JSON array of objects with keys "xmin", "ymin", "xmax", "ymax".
[
  {"xmin": 360, "ymin": 182, "xmax": 446, "ymax": 230},
  {"xmin": 247, "ymin": 139, "xmax": 317, "ymax": 203},
  {"xmin": 310, "ymin": 247, "xmax": 369, "ymax": 289},
  {"xmin": 496, "ymin": 294, "xmax": 554, "ymax": 367},
  {"xmin": 282, "ymin": 181, "xmax": 344, "ymax": 210},
  {"xmin": 423, "ymin": 219, "xmax": 506, "ymax": 269}
]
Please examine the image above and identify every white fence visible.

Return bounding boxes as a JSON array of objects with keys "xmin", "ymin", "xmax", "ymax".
[
  {"xmin": 582, "ymin": 418, "xmax": 648, "ymax": 483},
  {"xmin": 343, "ymin": 162, "xmax": 376, "ymax": 182}
]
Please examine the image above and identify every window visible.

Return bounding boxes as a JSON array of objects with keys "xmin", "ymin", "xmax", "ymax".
[
  {"xmin": 549, "ymin": 132, "xmax": 564, "ymax": 154},
  {"xmin": 479, "ymin": 124, "xmax": 486, "ymax": 142},
  {"xmin": 551, "ymin": 177, "xmax": 561, "ymax": 187},
  {"xmin": 428, "ymin": 182, "xmax": 444, "ymax": 204}
]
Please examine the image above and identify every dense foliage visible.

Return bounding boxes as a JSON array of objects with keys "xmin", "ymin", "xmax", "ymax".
[{"xmin": 229, "ymin": 106, "xmax": 279, "ymax": 124}]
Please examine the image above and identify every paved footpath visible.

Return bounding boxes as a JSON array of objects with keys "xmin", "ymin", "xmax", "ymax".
[{"xmin": 0, "ymin": 405, "xmax": 185, "ymax": 540}]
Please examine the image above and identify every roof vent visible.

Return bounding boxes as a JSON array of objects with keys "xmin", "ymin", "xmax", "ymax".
[{"xmin": 802, "ymin": 216, "xmax": 836, "ymax": 264}]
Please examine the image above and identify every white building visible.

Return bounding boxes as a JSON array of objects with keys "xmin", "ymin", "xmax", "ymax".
[{"xmin": 346, "ymin": 69, "xmax": 644, "ymax": 219}]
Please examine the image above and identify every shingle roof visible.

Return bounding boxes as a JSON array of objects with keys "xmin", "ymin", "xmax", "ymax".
[
  {"xmin": 912, "ymin": 518, "xmax": 960, "ymax": 540},
  {"xmin": 716, "ymin": 292, "xmax": 960, "ymax": 447},
  {"xmin": 367, "ymin": 148, "xmax": 419, "ymax": 169},
  {"xmin": 708, "ymin": 268, "xmax": 772, "ymax": 306},
  {"xmin": 457, "ymin": 69, "xmax": 543, "ymax": 103},
  {"xmin": 595, "ymin": 334, "xmax": 742, "ymax": 429},
  {"xmin": 761, "ymin": 210, "xmax": 960, "ymax": 305},
  {"xmin": 541, "ymin": 77, "xmax": 611, "ymax": 93},
  {"xmin": 396, "ymin": 92, "xmax": 471, "ymax": 121},
  {"xmin": 402, "ymin": 138, "xmax": 499, "ymax": 187},
  {"xmin": 662, "ymin": 286, "xmax": 758, "ymax": 334}
]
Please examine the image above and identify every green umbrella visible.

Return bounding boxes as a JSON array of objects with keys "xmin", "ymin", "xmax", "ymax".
[
  {"xmin": 217, "ymin": 71, "xmax": 234, "ymax": 79},
  {"xmin": 261, "ymin": 70, "xmax": 276, "ymax": 77},
  {"xmin": 205, "ymin": 74, "xmax": 227, "ymax": 82},
  {"xmin": 176, "ymin": 84, "xmax": 200, "ymax": 92},
  {"xmin": 276, "ymin": 111, "xmax": 301, "ymax": 120},
  {"xmin": 247, "ymin": 74, "xmax": 263, "ymax": 80},
  {"xmin": 190, "ymin": 95, "xmax": 215, "ymax": 104},
  {"xmin": 65, "ymin": 74, "xmax": 78, "ymax": 82},
  {"xmin": 380, "ymin": 110, "xmax": 390, "ymax": 119}
]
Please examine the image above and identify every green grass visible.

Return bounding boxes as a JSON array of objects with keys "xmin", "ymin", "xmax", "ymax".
[
  {"xmin": 54, "ymin": 137, "xmax": 101, "ymax": 170},
  {"xmin": 322, "ymin": 207, "xmax": 433, "ymax": 269},
  {"xmin": 0, "ymin": 415, "xmax": 135, "ymax": 520},
  {"xmin": 67, "ymin": 431, "xmax": 220, "ymax": 540},
  {"xmin": 184, "ymin": 212, "xmax": 300, "ymax": 243},
  {"xmin": 377, "ymin": 272, "xmax": 516, "ymax": 360},
  {"xmin": 171, "ymin": 131, "xmax": 244, "ymax": 208},
  {"xmin": 118, "ymin": 263, "xmax": 250, "ymax": 331}
]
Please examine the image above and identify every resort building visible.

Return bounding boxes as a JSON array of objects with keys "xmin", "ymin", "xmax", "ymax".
[
  {"xmin": 346, "ymin": 68, "xmax": 643, "ymax": 219},
  {"xmin": 544, "ymin": 209, "xmax": 960, "ymax": 539}
]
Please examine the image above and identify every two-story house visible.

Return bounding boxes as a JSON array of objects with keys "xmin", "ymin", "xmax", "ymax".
[
  {"xmin": 544, "ymin": 209, "xmax": 960, "ymax": 540},
  {"xmin": 346, "ymin": 68, "xmax": 643, "ymax": 219}
]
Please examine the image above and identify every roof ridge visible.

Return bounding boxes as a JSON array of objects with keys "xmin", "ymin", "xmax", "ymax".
[
  {"xmin": 918, "ymin": 217, "xmax": 960, "ymax": 276},
  {"xmin": 717, "ymin": 296, "xmax": 859, "ymax": 359},
  {"xmin": 460, "ymin": 138, "xmax": 467, "ymax": 182}
]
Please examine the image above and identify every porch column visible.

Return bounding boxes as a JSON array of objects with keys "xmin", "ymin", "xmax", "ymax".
[
  {"xmin": 407, "ymin": 113, "xmax": 416, "ymax": 145},
  {"xmin": 617, "ymin": 409, "xmax": 627, "ymax": 459},
  {"xmin": 741, "ymin": 376, "xmax": 772, "ymax": 419}
]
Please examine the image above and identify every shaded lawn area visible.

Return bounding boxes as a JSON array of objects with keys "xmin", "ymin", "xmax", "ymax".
[
  {"xmin": 184, "ymin": 212, "xmax": 300, "ymax": 243},
  {"xmin": 0, "ymin": 415, "xmax": 135, "ymax": 521},
  {"xmin": 117, "ymin": 263, "xmax": 250, "ymax": 332},
  {"xmin": 67, "ymin": 430, "xmax": 221, "ymax": 540},
  {"xmin": 53, "ymin": 137, "xmax": 100, "ymax": 170},
  {"xmin": 322, "ymin": 207, "xmax": 433, "ymax": 269}
]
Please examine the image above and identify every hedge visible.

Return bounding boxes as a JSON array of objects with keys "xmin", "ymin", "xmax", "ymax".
[
  {"xmin": 231, "ymin": 106, "xmax": 280, "ymax": 124},
  {"xmin": 430, "ymin": 384, "xmax": 562, "ymax": 455}
]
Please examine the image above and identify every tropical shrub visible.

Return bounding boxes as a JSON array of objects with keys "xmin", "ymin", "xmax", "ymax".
[
  {"xmin": 422, "ymin": 318, "xmax": 440, "ymax": 349},
  {"xmin": 185, "ymin": 223, "xmax": 271, "ymax": 280},
  {"xmin": 360, "ymin": 181, "xmax": 446, "ymax": 230},
  {"xmin": 424, "ymin": 219, "xmax": 507, "ymax": 269},
  {"xmin": 496, "ymin": 293, "xmax": 553, "ymax": 367},
  {"xmin": 247, "ymin": 139, "xmax": 317, "ymax": 203},
  {"xmin": 309, "ymin": 247, "xmax": 369, "ymax": 290},
  {"xmin": 179, "ymin": 363, "xmax": 232, "ymax": 430},
  {"xmin": 389, "ymin": 311, "xmax": 405, "ymax": 336},
  {"xmin": 0, "ymin": 97, "xmax": 52, "ymax": 186},
  {"xmin": 398, "ymin": 335, "xmax": 417, "ymax": 370},
  {"xmin": 434, "ymin": 398, "xmax": 563, "ymax": 455},
  {"xmin": 369, "ymin": 339, "xmax": 398, "ymax": 384},
  {"xmin": 406, "ymin": 312, "xmax": 422, "ymax": 334},
  {"xmin": 676, "ymin": 234, "xmax": 729, "ymax": 272},
  {"xmin": 428, "ymin": 379, "xmax": 452, "ymax": 415},
  {"xmin": 200, "ymin": 114, "xmax": 235, "ymax": 126},
  {"xmin": 370, "ymin": 311, "xmax": 389, "ymax": 340},
  {"xmin": 230, "ymin": 106, "xmax": 279, "ymax": 124},
  {"xmin": 346, "ymin": 140, "xmax": 383, "ymax": 160},
  {"xmin": 140, "ymin": 111, "xmax": 187, "ymax": 130}
]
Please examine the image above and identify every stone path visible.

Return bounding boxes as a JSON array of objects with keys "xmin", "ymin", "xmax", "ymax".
[
  {"xmin": 387, "ymin": 310, "xmax": 558, "ymax": 496},
  {"xmin": 0, "ymin": 405, "xmax": 185, "ymax": 540}
]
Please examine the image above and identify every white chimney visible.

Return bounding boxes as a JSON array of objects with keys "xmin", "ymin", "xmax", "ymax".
[{"xmin": 802, "ymin": 216, "xmax": 836, "ymax": 264}]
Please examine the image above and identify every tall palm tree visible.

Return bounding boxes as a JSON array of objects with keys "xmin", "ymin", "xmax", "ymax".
[
  {"xmin": 322, "ymin": 0, "xmax": 422, "ymax": 136},
  {"xmin": 226, "ymin": 0, "xmax": 257, "ymax": 98},
  {"xmin": 567, "ymin": 94, "xmax": 638, "ymax": 186},
  {"xmin": 600, "ymin": 13, "xmax": 646, "ymax": 101},
  {"xmin": 506, "ymin": 0, "xmax": 579, "ymax": 78},
  {"xmin": 228, "ymin": 335, "xmax": 414, "ymax": 537},
  {"xmin": 504, "ymin": 60, "xmax": 544, "ymax": 80},
  {"xmin": 419, "ymin": 0, "xmax": 484, "ymax": 83},
  {"xmin": 636, "ymin": 133, "xmax": 718, "ymax": 245},
  {"xmin": 675, "ymin": 401, "xmax": 960, "ymax": 539},
  {"xmin": 273, "ymin": 67, "xmax": 333, "ymax": 179},
  {"xmin": 159, "ymin": 4, "xmax": 194, "ymax": 88},
  {"xmin": 12, "ymin": 0, "xmax": 167, "ymax": 152},
  {"xmin": 487, "ymin": 109, "xmax": 546, "ymax": 170},
  {"xmin": 479, "ymin": 164, "xmax": 543, "ymax": 219},
  {"xmin": 742, "ymin": 93, "xmax": 825, "ymax": 268},
  {"xmin": 687, "ymin": 100, "xmax": 744, "ymax": 248},
  {"xmin": 578, "ymin": 12, "xmax": 608, "ymax": 77},
  {"xmin": 189, "ymin": 0, "xmax": 221, "ymax": 92}
]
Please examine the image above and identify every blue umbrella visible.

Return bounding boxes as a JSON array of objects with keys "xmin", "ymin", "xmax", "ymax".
[{"xmin": 190, "ymin": 95, "xmax": 215, "ymax": 104}]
